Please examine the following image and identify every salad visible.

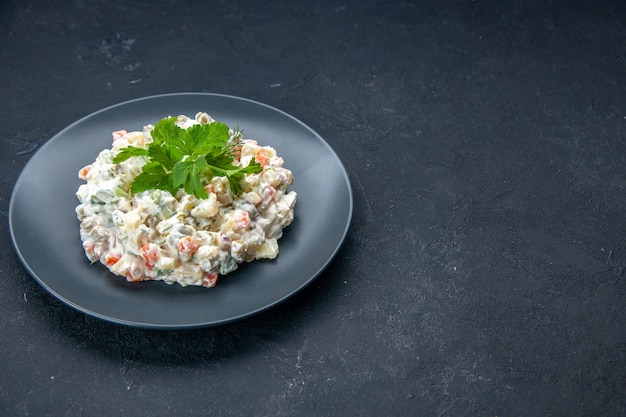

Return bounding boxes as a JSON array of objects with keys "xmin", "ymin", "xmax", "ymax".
[{"xmin": 75, "ymin": 112, "xmax": 297, "ymax": 288}]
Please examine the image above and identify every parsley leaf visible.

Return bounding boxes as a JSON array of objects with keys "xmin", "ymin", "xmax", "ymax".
[
  {"xmin": 207, "ymin": 159, "xmax": 262, "ymax": 195},
  {"xmin": 113, "ymin": 116, "xmax": 263, "ymax": 199},
  {"xmin": 112, "ymin": 146, "xmax": 149, "ymax": 163},
  {"xmin": 151, "ymin": 116, "xmax": 179, "ymax": 145},
  {"xmin": 130, "ymin": 162, "xmax": 175, "ymax": 195},
  {"xmin": 147, "ymin": 142, "xmax": 177, "ymax": 171},
  {"xmin": 187, "ymin": 122, "xmax": 230, "ymax": 155},
  {"xmin": 173, "ymin": 158, "xmax": 209, "ymax": 199}
]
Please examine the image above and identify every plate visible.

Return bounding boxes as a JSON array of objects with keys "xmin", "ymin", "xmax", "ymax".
[{"xmin": 9, "ymin": 93, "xmax": 353, "ymax": 329}]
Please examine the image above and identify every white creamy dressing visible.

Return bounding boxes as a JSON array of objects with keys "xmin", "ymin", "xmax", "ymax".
[{"xmin": 75, "ymin": 113, "xmax": 297, "ymax": 288}]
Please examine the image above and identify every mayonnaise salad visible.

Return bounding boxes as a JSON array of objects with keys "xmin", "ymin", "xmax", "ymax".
[{"xmin": 75, "ymin": 112, "xmax": 297, "ymax": 288}]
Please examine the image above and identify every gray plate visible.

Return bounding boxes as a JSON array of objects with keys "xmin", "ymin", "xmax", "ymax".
[{"xmin": 9, "ymin": 93, "xmax": 353, "ymax": 329}]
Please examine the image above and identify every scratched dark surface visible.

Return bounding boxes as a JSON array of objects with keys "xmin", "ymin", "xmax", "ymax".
[{"xmin": 1, "ymin": 0, "xmax": 626, "ymax": 416}]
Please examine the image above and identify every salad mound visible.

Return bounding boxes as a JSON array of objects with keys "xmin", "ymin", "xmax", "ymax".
[{"xmin": 75, "ymin": 112, "xmax": 297, "ymax": 288}]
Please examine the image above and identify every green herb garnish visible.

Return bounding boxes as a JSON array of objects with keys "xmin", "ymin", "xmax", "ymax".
[{"xmin": 112, "ymin": 116, "xmax": 262, "ymax": 199}]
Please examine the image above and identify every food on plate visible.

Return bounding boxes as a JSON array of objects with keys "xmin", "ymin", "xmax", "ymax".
[{"xmin": 75, "ymin": 112, "xmax": 297, "ymax": 288}]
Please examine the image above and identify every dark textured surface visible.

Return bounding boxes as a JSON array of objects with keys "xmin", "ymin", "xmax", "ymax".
[{"xmin": 1, "ymin": 0, "xmax": 625, "ymax": 416}]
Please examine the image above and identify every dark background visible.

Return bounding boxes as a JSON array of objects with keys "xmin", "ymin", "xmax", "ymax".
[{"xmin": 1, "ymin": 0, "xmax": 625, "ymax": 416}]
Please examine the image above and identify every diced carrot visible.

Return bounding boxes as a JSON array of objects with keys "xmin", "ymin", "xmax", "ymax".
[
  {"xmin": 83, "ymin": 241, "xmax": 95, "ymax": 258},
  {"xmin": 78, "ymin": 165, "xmax": 91, "ymax": 180},
  {"xmin": 105, "ymin": 251, "xmax": 122, "ymax": 267},
  {"xmin": 202, "ymin": 271, "xmax": 218, "ymax": 288},
  {"xmin": 234, "ymin": 210, "xmax": 251, "ymax": 230},
  {"xmin": 177, "ymin": 236, "xmax": 198, "ymax": 254},
  {"xmin": 233, "ymin": 144, "xmax": 243, "ymax": 162},
  {"xmin": 141, "ymin": 243, "xmax": 159, "ymax": 269},
  {"xmin": 255, "ymin": 150, "xmax": 269, "ymax": 167},
  {"xmin": 112, "ymin": 130, "xmax": 127, "ymax": 142}
]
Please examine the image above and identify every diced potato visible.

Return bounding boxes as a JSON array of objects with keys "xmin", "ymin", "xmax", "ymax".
[
  {"xmin": 255, "ymin": 239, "xmax": 278, "ymax": 260},
  {"xmin": 125, "ymin": 131, "xmax": 145, "ymax": 146},
  {"xmin": 158, "ymin": 256, "xmax": 177, "ymax": 270},
  {"xmin": 190, "ymin": 193, "xmax": 218, "ymax": 218},
  {"xmin": 123, "ymin": 210, "xmax": 142, "ymax": 230}
]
